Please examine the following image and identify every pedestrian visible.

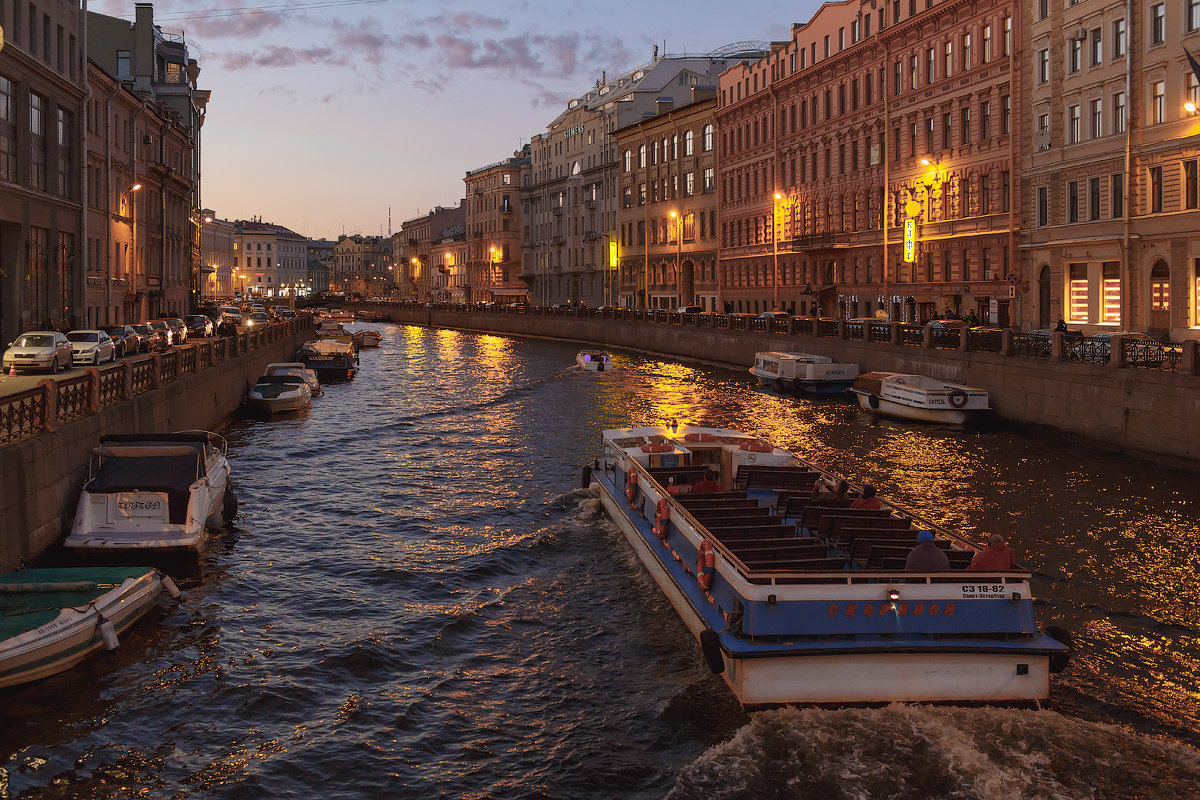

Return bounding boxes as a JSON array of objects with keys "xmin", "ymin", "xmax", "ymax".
[
  {"xmin": 968, "ymin": 533, "xmax": 1016, "ymax": 570},
  {"xmin": 905, "ymin": 531, "xmax": 951, "ymax": 571},
  {"xmin": 1054, "ymin": 318, "xmax": 1068, "ymax": 333}
]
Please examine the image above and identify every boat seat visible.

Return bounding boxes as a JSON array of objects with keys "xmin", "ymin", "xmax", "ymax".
[
  {"xmin": 677, "ymin": 491, "xmax": 748, "ymax": 504},
  {"xmin": 728, "ymin": 544, "xmax": 829, "ymax": 563},
  {"xmin": 800, "ymin": 505, "xmax": 893, "ymax": 532},
  {"xmin": 744, "ymin": 556, "xmax": 846, "ymax": 573},
  {"xmin": 823, "ymin": 516, "xmax": 912, "ymax": 542},
  {"xmin": 686, "ymin": 514, "xmax": 774, "ymax": 529},
  {"xmin": 704, "ymin": 525, "xmax": 797, "ymax": 540}
]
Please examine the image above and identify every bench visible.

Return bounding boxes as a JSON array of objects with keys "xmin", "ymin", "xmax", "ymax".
[
  {"xmin": 704, "ymin": 524, "xmax": 798, "ymax": 540},
  {"xmin": 736, "ymin": 467, "xmax": 822, "ymax": 491},
  {"xmin": 728, "ymin": 544, "xmax": 829, "ymax": 562},
  {"xmin": 689, "ymin": 514, "xmax": 776, "ymax": 530},
  {"xmin": 877, "ymin": 549, "xmax": 975, "ymax": 570},
  {"xmin": 800, "ymin": 505, "xmax": 892, "ymax": 531},
  {"xmin": 817, "ymin": 512, "xmax": 907, "ymax": 541},
  {"xmin": 677, "ymin": 491, "xmax": 749, "ymax": 504},
  {"xmin": 687, "ymin": 506, "xmax": 773, "ymax": 519},
  {"xmin": 741, "ymin": 556, "xmax": 846, "ymax": 573}
]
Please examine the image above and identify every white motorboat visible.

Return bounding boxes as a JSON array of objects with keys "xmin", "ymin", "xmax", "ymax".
[
  {"xmin": 750, "ymin": 351, "xmax": 859, "ymax": 395},
  {"xmin": 592, "ymin": 424, "xmax": 1069, "ymax": 708},
  {"xmin": 353, "ymin": 329, "xmax": 382, "ymax": 348},
  {"xmin": 247, "ymin": 374, "xmax": 312, "ymax": 414},
  {"xmin": 297, "ymin": 338, "xmax": 357, "ymax": 381},
  {"xmin": 64, "ymin": 431, "xmax": 237, "ymax": 553},
  {"xmin": 0, "ymin": 566, "xmax": 180, "ymax": 688},
  {"xmin": 263, "ymin": 362, "xmax": 321, "ymax": 395},
  {"xmin": 851, "ymin": 371, "xmax": 990, "ymax": 424},
  {"xmin": 576, "ymin": 350, "xmax": 613, "ymax": 371}
]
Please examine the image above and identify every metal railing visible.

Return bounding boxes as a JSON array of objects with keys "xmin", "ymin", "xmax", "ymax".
[
  {"xmin": 57, "ymin": 375, "xmax": 92, "ymax": 423},
  {"xmin": 968, "ymin": 328, "xmax": 1003, "ymax": 352},
  {"xmin": 898, "ymin": 324, "xmax": 924, "ymax": 347},
  {"xmin": 1010, "ymin": 333, "xmax": 1052, "ymax": 359},
  {"xmin": 98, "ymin": 364, "xmax": 127, "ymax": 406},
  {"xmin": 1124, "ymin": 339, "xmax": 1184, "ymax": 372},
  {"xmin": 931, "ymin": 328, "xmax": 961, "ymax": 350},
  {"xmin": 0, "ymin": 388, "xmax": 45, "ymax": 445}
]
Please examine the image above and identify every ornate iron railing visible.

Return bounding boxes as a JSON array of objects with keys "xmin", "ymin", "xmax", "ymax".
[
  {"xmin": 1124, "ymin": 339, "xmax": 1184, "ymax": 372},
  {"xmin": 817, "ymin": 320, "xmax": 840, "ymax": 337},
  {"xmin": 931, "ymin": 329, "xmax": 961, "ymax": 350},
  {"xmin": 898, "ymin": 325, "xmax": 924, "ymax": 346},
  {"xmin": 1010, "ymin": 333, "xmax": 1052, "ymax": 358},
  {"xmin": 868, "ymin": 323, "xmax": 892, "ymax": 344},
  {"xmin": 161, "ymin": 351, "xmax": 179, "ymax": 383},
  {"xmin": 131, "ymin": 359, "xmax": 156, "ymax": 394},
  {"xmin": 792, "ymin": 318, "xmax": 815, "ymax": 336},
  {"xmin": 968, "ymin": 328, "xmax": 1003, "ymax": 352},
  {"xmin": 56, "ymin": 374, "xmax": 92, "ymax": 423},
  {"xmin": 179, "ymin": 346, "xmax": 196, "ymax": 375},
  {"xmin": 0, "ymin": 388, "xmax": 46, "ymax": 445},
  {"xmin": 98, "ymin": 365, "xmax": 127, "ymax": 407},
  {"xmin": 845, "ymin": 322, "xmax": 865, "ymax": 340},
  {"xmin": 1064, "ymin": 336, "xmax": 1107, "ymax": 363}
]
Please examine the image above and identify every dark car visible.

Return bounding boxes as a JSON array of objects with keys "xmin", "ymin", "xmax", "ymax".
[
  {"xmin": 159, "ymin": 317, "xmax": 187, "ymax": 344},
  {"xmin": 140, "ymin": 321, "xmax": 172, "ymax": 351},
  {"xmin": 185, "ymin": 315, "xmax": 214, "ymax": 338},
  {"xmin": 101, "ymin": 324, "xmax": 141, "ymax": 357}
]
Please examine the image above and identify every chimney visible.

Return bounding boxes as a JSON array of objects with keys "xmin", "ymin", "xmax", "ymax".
[{"xmin": 656, "ymin": 97, "xmax": 674, "ymax": 114}]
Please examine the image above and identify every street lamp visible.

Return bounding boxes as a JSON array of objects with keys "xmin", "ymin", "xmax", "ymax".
[
  {"xmin": 669, "ymin": 210, "xmax": 682, "ymax": 309},
  {"xmin": 772, "ymin": 192, "xmax": 783, "ymax": 309}
]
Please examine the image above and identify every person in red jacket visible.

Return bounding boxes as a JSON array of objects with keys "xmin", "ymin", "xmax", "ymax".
[
  {"xmin": 850, "ymin": 485, "xmax": 885, "ymax": 510},
  {"xmin": 968, "ymin": 533, "xmax": 1016, "ymax": 570}
]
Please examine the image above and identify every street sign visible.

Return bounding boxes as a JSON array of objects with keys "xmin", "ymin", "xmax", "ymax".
[{"xmin": 903, "ymin": 218, "xmax": 916, "ymax": 262}]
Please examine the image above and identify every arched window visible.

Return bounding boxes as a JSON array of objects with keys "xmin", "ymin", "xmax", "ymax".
[
  {"xmin": 684, "ymin": 129, "xmax": 695, "ymax": 155},
  {"xmin": 638, "ymin": 144, "xmax": 646, "ymax": 168},
  {"xmin": 623, "ymin": 150, "xmax": 631, "ymax": 172},
  {"xmin": 703, "ymin": 124, "xmax": 715, "ymax": 151},
  {"xmin": 1150, "ymin": 260, "xmax": 1170, "ymax": 312}
]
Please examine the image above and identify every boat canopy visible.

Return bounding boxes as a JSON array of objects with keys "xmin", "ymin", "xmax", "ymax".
[{"xmin": 87, "ymin": 449, "xmax": 205, "ymax": 492}]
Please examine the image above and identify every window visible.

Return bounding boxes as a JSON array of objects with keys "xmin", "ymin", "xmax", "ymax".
[
  {"xmin": 1149, "ymin": 165, "xmax": 1163, "ymax": 212},
  {"xmin": 1191, "ymin": 0, "xmax": 1200, "ymax": 31},
  {"xmin": 703, "ymin": 167, "xmax": 715, "ymax": 193},
  {"xmin": 1111, "ymin": 172, "xmax": 1124, "ymax": 217},
  {"xmin": 116, "ymin": 50, "xmax": 131, "ymax": 79},
  {"xmin": 1150, "ymin": 263, "xmax": 1170, "ymax": 311},
  {"xmin": 1090, "ymin": 28, "xmax": 1102, "ymax": 65},
  {"xmin": 1068, "ymin": 263, "xmax": 1089, "ymax": 322},
  {"xmin": 1090, "ymin": 98, "xmax": 1103, "ymax": 138},
  {"xmin": 1151, "ymin": 4, "xmax": 1165, "ymax": 44},
  {"xmin": 927, "ymin": 47, "xmax": 936, "ymax": 83},
  {"xmin": 1002, "ymin": 95, "xmax": 1011, "ymax": 134},
  {"xmin": 1186, "ymin": 160, "xmax": 1199, "ymax": 209},
  {"xmin": 1067, "ymin": 181, "xmax": 1079, "ymax": 222},
  {"xmin": 638, "ymin": 145, "xmax": 646, "ymax": 168},
  {"xmin": 623, "ymin": 150, "xmax": 631, "ymax": 172},
  {"xmin": 1188, "ymin": 72, "xmax": 1200, "ymax": 109},
  {"xmin": 944, "ymin": 41, "xmax": 953, "ymax": 78},
  {"xmin": 981, "ymin": 174, "xmax": 992, "ymax": 211},
  {"xmin": 1037, "ymin": 186, "xmax": 1049, "ymax": 226},
  {"xmin": 56, "ymin": 108, "xmax": 71, "ymax": 198},
  {"xmin": 29, "ymin": 93, "xmax": 46, "ymax": 191},
  {"xmin": 981, "ymin": 101, "xmax": 991, "ymax": 138},
  {"xmin": 1113, "ymin": 19, "xmax": 1126, "ymax": 57},
  {"xmin": 960, "ymin": 107, "xmax": 971, "ymax": 144},
  {"xmin": 962, "ymin": 33, "xmax": 971, "ymax": 69},
  {"xmin": 1037, "ymin": 49, "xmax": 1050, "ymax": 84},
  {"xmin": 702, "ymin": 124, "xmax": 714, "ymax": 151},
  {"xmin": 982, "ymin": 25, "xmax": 992, "ymax": 63},
  {"xmin": 942, "ymin": 113, "xmax": 952, "ymax": 149},
  {"xmin": 0, "ymin": 76, "xmax": 15, "ymax": 182},
  {"xmin": 1102, "ymin": 262, "xmax": 1121, "ymax": 322},
  {"xmin": 684, "ymin": 129, "xmax": 694, "ymax": 156},
  {"xmin": 1151, "ymin": 80, "xmax": 1166, "ymax": 124},
  {"xmin": 1003, "ymin": 16, "xmax": 1012, "ymax": 56},
  {"xmin": 1070, "ymin": 38, "xmax": 1082, "ymax": 73},
  {"xmin": 1037, "ymin": 0, "xmax": 1049, "ymax": 20},
  {"xmin": 1068, "ymin": 104, "xmax": 1081, "ymax": 143},
  {"xmin": 1114, "ymin": 91, "xmax": 1127, "ymax": 132},
  {"xmin": 910, "ymin": 55, "xmax": 919, "ymax": 90},
  {"xmin": 685, "ymin": 171, "xmax": 694, "ymax": 196},
  {"xmin": 1089, "ymin": 177, "xmax": 1101, "ymax": 220},
  {"xmin": 1002, "ymin": 170, "xmax": 1011, "ymax": 211}
]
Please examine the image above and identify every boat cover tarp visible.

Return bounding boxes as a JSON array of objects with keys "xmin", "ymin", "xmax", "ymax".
[
  {"xmin": 88, "ymin": 451, "xmax": 204, "ymax": 491},
  {"xmin": 252, "ymin": 375, "xmax": 304, "ymax": 398},
  {"xmin": 0, "ymin": 567, "xmax": 152, "ymax": 641}
]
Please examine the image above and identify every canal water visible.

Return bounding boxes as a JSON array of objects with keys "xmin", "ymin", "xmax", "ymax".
[{"xmin": 3, "ymin": 323, "xmax": 1199, "ymax": 798}]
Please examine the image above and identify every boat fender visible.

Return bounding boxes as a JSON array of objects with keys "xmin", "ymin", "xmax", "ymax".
[
  {"xmin": 948, "ymin": 389, "xmax": 969, "ymax": 409},
  {"xmin": 581, "ymin": 465, "xmax": 593, "ymax": 489},
  {"xmin": 1046, "ymin": 626, "xmax": 1073, "ymax": 674},
  {"xmin": 223, "ymin": 483, "xmax": 239, "ymax": 524},
  {"xmin": 697, "ymin": 540, "xmax": 716, "ymax": 591},
  {"xmin": 868, "ymin": 394, "xmax": 880, "ymax": 410},
  {"xmin": 625, "ymin": 467, "xmax": 639, "ymax": 509},
  {"xmin": 699, "ymin": 629, "xmax": 725, "ymax": 674},
  {"xmin": 653, "ymin": 497, "xmax": 671, "ymax": 539},
  {"xmin": 158, "ymin": 572, "xmax": 183, "ymax": 599},
  {"xmin": 96, "ymin": 612, "xmax": 120, "ymax": 650}
]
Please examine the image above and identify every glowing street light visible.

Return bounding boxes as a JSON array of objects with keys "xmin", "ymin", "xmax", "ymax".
[{"xmin": 772, "ymin": 192, "xmax": 783, "ymax": 309}]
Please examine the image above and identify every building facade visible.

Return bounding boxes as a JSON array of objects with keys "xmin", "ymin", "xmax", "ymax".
[
  {"xmin": 614, "ymin": 93, "xmax": 721, "ymax": 310},
  {"xmin": 717, "ymin": 0, "xmax": 1017, "ymax": 324},
  {"xmin": 1021, "ymin": 0, "xmax": 1200, "ymax": 339},
  {"xmin": 234, "ymin": 219, "xmax": 309, "ymax": 299},
  {"xmin": 395, "ymin": 204, "xmax": 464, "ymax": 301},
  {"xmin": 331, "ymin": 234, "xmax": 393, "ymax": 297},
  {"xmin": 0, "ymin": 0, "xmax": 86, "ymax": 343},
  {"xmin": 464, "ymin": 148, "xmax": 529, "ymax": 303},
  {"xmin": 199, "ymin": 210, "xmax": 235, "ymax": 300}
]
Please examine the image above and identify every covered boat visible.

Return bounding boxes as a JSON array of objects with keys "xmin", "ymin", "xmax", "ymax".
[
  {"xmin": 297, "ymin": 338, "xmax": 357, "ymax": 381},
  {"xmin": 352, "ymin": 329, "xmax": 382, "ymax": 348},
  {"xmin": 263, "ymin": 362, "xmax": 320, "ymax": 395},
  {"xmin": 591, "ymin": 424, "xmax": 1069, "ymax": 708},
  {"xmin": 576, "ymin": 350, "xmax": 613, "ymax": 371},
  {"xmin": 247, "ymin": 374, "xmax": 312, "ymax": 414},
  {"xmin": 750, "ymin": 351, "xmax": 859, "ymax": 395},
  {"xmin": 65, "ymin": 431, "xmax": 236, "ymax": 553},
  {"xmin": 0, "ymin": 566, "xmax": 180, "ymax": 688},
  {"xmin": 851, "ymin": 371, "xmax": 990, "ymax": 424}
]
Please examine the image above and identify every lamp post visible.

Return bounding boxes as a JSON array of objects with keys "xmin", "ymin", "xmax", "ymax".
[
  {"xmin": 772, "ymin": 192, "xmax": 783, "ymax": 310},
  {"xmin": 669, "ymin": 210, "xmax": 681, "ymax": 308}
]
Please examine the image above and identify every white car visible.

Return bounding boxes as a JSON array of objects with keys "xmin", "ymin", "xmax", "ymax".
[
  {"xmin": 2, "ymin": 331, "xmax": 73, "ymax": 373},
  {"xmin": 245, "ymin": 311, "xmax": 270, "ymax": 328},
  {"xmin": 67, "ymin": 330, "xmax": 117, "ymax": 365}
]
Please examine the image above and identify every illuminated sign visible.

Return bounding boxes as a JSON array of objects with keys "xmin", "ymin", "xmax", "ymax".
[
  {"xmin": 563, "ymin": 124, "xmax": 586, "ymax": 138},
  {"xmin": 903, "ymin": 218, "xmax": 917, "ymax": 263},
  {"xmin": 608, "ymin": 241, "xmax": 618, "ymax": 269}
]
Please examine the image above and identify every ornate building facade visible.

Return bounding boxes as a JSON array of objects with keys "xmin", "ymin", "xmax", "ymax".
[{"xmin": 464, "ymin": 148, "xmax": 529, "ymax": 303}]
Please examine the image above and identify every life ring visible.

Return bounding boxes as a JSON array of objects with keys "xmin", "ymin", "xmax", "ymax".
[
  {"xmin": 738, "ymin": 441, "xmax": 772, "ymax": 453},
  {"xmin": 948, "ymin": 389, "xmax": 968, "ymax": 409},
  {"xmin": 653, "ymin": 497, "xmax": 671, "ymax": 539},
  {"xmin": 625, "ymin": 467, "xmax": 639, "ymax": 508},
  {"xmin": 699, "ymin": 629, "xmax": 725, "ymax": 674},
  {"xmin": 640, "ymin": 442, "xmax": 673, "ymax": 453},
  {"xmin": 683, "ymin": 432, "xmax": 716, "ymax": 442},
  {"xmin": 696, "ymin": 540, "xmax": 716, "ymax": 591}
]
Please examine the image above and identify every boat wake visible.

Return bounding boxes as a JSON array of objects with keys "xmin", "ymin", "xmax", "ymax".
[{"xmin": 668, "ymin": 705, "xmax": 1200, "ymax": 800}]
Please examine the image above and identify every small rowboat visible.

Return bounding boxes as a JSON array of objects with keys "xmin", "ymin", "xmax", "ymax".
[{"xmin": 0, "ymin": 567, "xmax": 180, "ymax": 688}]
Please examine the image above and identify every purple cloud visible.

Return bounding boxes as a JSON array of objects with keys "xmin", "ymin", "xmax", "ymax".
[{"xmin": 223, "ymin": 45, "xmax": 346, "ymax": 70}]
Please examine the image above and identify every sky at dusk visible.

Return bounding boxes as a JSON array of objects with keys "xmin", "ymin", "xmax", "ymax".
[{"xmin": 92, "ymin": 0, "xmax": 820, "ymax": 241}]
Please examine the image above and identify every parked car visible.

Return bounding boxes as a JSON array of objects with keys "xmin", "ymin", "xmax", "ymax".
[
  {"xmin": 926, "ymin": 318, "xmax": 969, "ymax": 329},
  {"xmin": 220, "ymin": 306, "xmax": 242, "ymax": 325},
  {"xmin": 131, "ymin": 323, "xmax": 168, "ymax": 352},
  {"xmin": 145, "ymin": 320, "xmax": 174, "ymax": 347},
  {"xmin": 245, "ymin": 311, "xmax": 270, "ymax": 328},
  {"xmin": 160, "ymin": 317, "xmax": 187, "ymax": 344},
  {"xmin": 66, "ymin": 330, "xmax": 116, "ymax": 366},
  {"xmin": 101, "ymin": 325, "xmax": 141, "ymax": 357},
  {"xmin": 275, "ymin": 308, "xmax": 296, "ymax": 320},
  {"xmin": 2, "ymin": 331, "xmax": 73, "ymax": 374},
  {"xmin": 758, "ymin": 311, "xmax": 792, "ymax": 320},
  {"xmin": 196, "ymin": 305, "xmax": 224, "ymax": 323},
  {"xmin": 185, "ymin": 315, "xmax": 215, "ymax": 338},
  {"xmin": 1090, "ymin": 331, "xmax": 1161, "ymax": 364},
  {"xmin": 675, "ymin": 305, "xmax": 704, "ymax": 314}
]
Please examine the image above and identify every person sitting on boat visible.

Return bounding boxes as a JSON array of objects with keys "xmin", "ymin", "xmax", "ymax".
[
  {"xmin": 905, "ymin": 531, "xmax": 951, "ymax": 571},
  {"xmin": 968, "ymin": 534, "xmax": 1016, "ymax": 571},
  {"xmin": 667, "ymin": 475, "xmax": 691, "ymax": 495},
  {"xmin": 811, "ymin": 477, "xmax": 851, "ymax": 507},
  {"xmin": 692, "ymin": 470, "xmax": 721, "ymax": 494},
  {"xmin": 850, "ymin": 485, "xmax": 886, "ymax": 510}
]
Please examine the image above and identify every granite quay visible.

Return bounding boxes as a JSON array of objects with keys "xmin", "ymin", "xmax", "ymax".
[
  {"xmin": 364, "ymin": 302, "xmax": 1199, "ymax": 462},
  {"xmin": 0, "ymin": 316, "xmax": 315, "ymax": 570}
]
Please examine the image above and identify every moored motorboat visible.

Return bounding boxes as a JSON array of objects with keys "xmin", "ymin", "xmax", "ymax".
[
  {"xmin": 750, "ymin": 351, "xmax": 859, "ymax": 394},
  {"xmin": 576, "ymin": 349, "xmax": 613, "ymax": 371},
  {"xmin": 323, "ymin": 309, "xmax": 354, "ymax": 324},
  {"xmin": 591, "ymin": 424, "xmax": 1069, "ymax": 708},
  {"xmin": 851, "ymin": 371, "xmax": 990, "ymax": 424},
  {"xmin": 0, "ymin": 566, "xmax": 181, "ymax": 688},
  {"xmin": 297, "ymin": 338, "xmax": 357, "ymax": 381},
  {"xmin": 352, "ymin": 329, "xmax": 382, "ymax": 348},
  {"xmin": 263, "ymin": 362, "xmax": 321, "ymax": 395},
  {"xmin": 247, "ymin": 374, "xmax": 312, "ymax": 414},
  {"xmin": 64, "ymin": 431, "xmax": 236, "ymax": 553}
]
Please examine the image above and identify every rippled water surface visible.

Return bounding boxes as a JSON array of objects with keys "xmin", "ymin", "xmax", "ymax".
[{"xmin": 3, "ymin": 323, "xmax": 1199, "ymax": 799}]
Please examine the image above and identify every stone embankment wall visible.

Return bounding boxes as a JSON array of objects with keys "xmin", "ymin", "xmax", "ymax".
[
  {"xmin": 383, "ymin": 306, "xmax": 1200, "ymax": 464},
  {"xmin": 0, "ymin": 331, "xmax": 309, "ymax": 571}
]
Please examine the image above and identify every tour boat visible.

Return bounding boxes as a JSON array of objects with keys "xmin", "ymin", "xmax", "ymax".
[
  {"xmin": 323, "ymin": 309, "xmax": 354, "ymax": 324},
  {"xmin": 64, "ymin": 431, "xmax": 237, "ymax": 553},
  {"xmin": 0, "ymin": 566, "xmax": 181, "ymax": 688},
  {"xmin": 591, "ymin": 424, "xmax": 1069, "ymax": 708},
  {"xmin": 263, "ymin": 362, "xmax": 321, "ymax": 395},
  {"xmin": 246, "ymin": 374, "xmax": 312, "ymax": 414},
  {"xmin": 851, "ymin": 371, "xmax": 990, "ymax": 425},
  {"xmin": 576, "ymin": 349, "xmax": 613, "ymax": 371},
  {"xmin": 749, "ymin": 351, "xmax": 859, "ymax": 395},
  {"xmin": 353, "ymin": 329, "xmax": 382, "ymax": 348},
  {"xmin": 316, "ymin": 320, "xmax": 348, "ymax": 337},
  {"xmin": 297, "ymin": 338, "xmax": 357, "ymax": 381}
]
